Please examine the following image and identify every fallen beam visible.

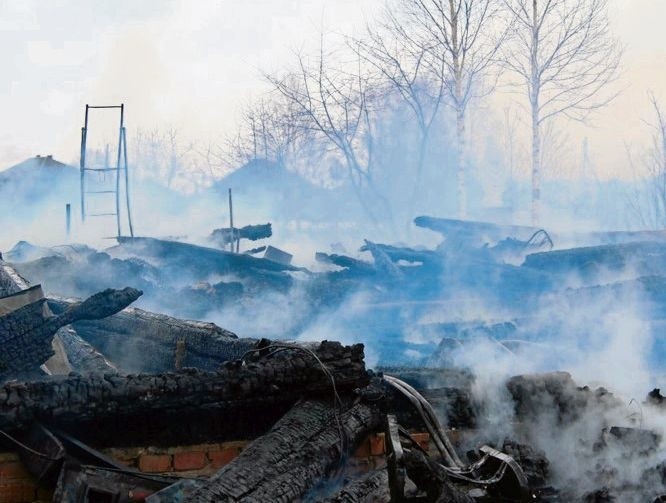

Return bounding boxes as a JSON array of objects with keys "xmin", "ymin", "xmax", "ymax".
[
  {"xmin": 0, "ymin": 341, "xmax": 369, "ymax": 446},
  {"xmin": 186, "ymin": 399, "xmax": 382, "ymax": 502},
  {"xmin": 210, "ymin": 223, "xmax": 272, "ymax": 246},
  {"xmin": 47, "ymin": 298, "xmax": 251, "ymax": 372},
  {"xmin": 0, "ymin": 287, "xmax": 141, "ymax": 378},
  {"xmin": 322, "ymin": 469, "xmax": 390, "ymax": 503}
]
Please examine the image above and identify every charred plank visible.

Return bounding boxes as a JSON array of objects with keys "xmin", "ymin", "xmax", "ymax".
[
  {"xmin": 47, "ymin": 297, "xmax": 250, "ymax": 372},
  {"xmin": 186, "ymin": 399, "xmax": 382, "ymax": 502}
]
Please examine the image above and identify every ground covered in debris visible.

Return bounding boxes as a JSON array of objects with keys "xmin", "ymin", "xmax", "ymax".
[{"xmin": 1, "ymin": 216, "xmax": 666, "ymax": 502}]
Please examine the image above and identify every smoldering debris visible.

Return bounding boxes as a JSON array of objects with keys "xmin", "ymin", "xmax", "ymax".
[{"xmin": 1, "ymin": 217, "xmax": 666, "ymax": 501}]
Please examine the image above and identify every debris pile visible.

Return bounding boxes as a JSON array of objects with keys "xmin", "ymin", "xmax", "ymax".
[{"xmin": 1, "ymin": 216, "xmax": 666, "ymax": 501}]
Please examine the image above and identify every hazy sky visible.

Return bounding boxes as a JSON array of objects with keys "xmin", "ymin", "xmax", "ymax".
[{"xmin": 0, "ymin": 0, "xmax": 664, "ymax": 179}]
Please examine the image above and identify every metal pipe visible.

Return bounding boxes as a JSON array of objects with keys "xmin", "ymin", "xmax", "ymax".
[
  {"xmin": 122, "ymin": 127, "xmax": 134, "ymax": 237},
  {"xmin": 228, "ymin": 188, "xmax": 234, "ymax": 253},
  {"xmin": 114, "ymin": 104, "xmax": 124, "ymax": 237}
]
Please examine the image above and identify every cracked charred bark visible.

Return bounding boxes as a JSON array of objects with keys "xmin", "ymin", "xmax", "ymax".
[
  {"xmin": 0, "ymin": 288, "xmax": 141, "ymax": 378},
  {"xmin": 322, "ymin": 469, "xmax": 390, "ymax": 503},
  {"xmin": 47, "ymin": 298, "xmax": 251, "ymax": 372},
  {"xmin": 0, "ymin": 341, "xmax": 369, "ymax": 436},
  {"xmin": 188, "ymin": 399, "xmax": 383, "ymax": 502}
]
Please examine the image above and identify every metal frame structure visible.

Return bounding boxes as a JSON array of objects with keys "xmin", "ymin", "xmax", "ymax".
[{"xmin": 79, "ymin": 104, "xmax": 134, "ymax": 238}]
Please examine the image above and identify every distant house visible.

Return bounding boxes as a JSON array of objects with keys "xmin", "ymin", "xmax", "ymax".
[
  {"xmin": 209, "ymin": 159, "xmax": 361, "ymax": 227},
  {"xmin": 0, "ymin": 155, "xmax": 77, "ymax": 210}
]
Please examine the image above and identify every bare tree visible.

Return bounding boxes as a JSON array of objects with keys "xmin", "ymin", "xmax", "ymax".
[
  {"xmin": 130, "ymin": 128, "xmax": 210, "ymax": 191},
  {"xmin": 501, "ymin": 0, "xmax": 622, "ymax": 224},
  {"xmin": 225, "ymin": 96, "xmax": 306, "ymax": 169},
  {"xmin": 350, "ymin": 6, "xmax": 447, "ymax": 222},
  {"xmin": 266, "ymin": 40, "xmax": 396, "ymax": 231},
  {"xmin": 389, "ymin": 0, "xmax": 510, "ymax": 218},
  {"xmin": 627, "ymin": 94, "xmax": 666, "ymax": 229}
]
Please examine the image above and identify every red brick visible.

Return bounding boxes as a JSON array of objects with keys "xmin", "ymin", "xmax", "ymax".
[
  {"xmin": 0, "ymin": 481, "xmax": 37, "ymax": 503},
  {"xmin": 138, "ymin": 454, "xmax": 172, "ymax": 473},
  {"xmin": 0, "ymin": 461, "xmax": 30, "ymax": 479},
  {"xmin": 173, "ymin": 451, "xmax": 206, "ymax": 471},
  {"xmin": 369, "ymin": 434, "xmax": 385, "ymax": 456},
  {"xmin": 208, "ymin": 447, "xmax": 239, "ymax": 469},
  {"xmin": 353, "ymin": 438, "xmax": 371, "ymax": 458}
]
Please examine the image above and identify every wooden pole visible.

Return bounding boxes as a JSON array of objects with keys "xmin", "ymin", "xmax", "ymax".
[{"xmin": 65, "ymin": 204, "xmax": 71, "ymax": 238}]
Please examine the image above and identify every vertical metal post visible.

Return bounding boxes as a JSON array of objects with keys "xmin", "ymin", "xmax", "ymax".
[
  {"xmin": 65, "ymin": 203, "xmax": 71, "ymax": 237},
  {"xmin": 114, "ymin": 104, "xmax": 124, "ymax": 237},
  {"xmin": 228, "ymin": 188, "xmax": 234, "ymax": 253},
  {"xmin": 122, "ymin": 127, "xmax": 134, "ymax": 237},
  {"xmin": 80, "ymin": 104, "xmax": 89, "ymax": 222}
]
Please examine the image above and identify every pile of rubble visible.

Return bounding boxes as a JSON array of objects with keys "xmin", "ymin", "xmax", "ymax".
[{"xmin": 2, "ymin": 216, "xmax": 666, "ymax": 501}]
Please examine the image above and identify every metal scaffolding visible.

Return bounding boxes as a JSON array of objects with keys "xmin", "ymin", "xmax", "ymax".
[{"xmin": 79, "ymin": 104, "xmax": 134, "ymax": 238}]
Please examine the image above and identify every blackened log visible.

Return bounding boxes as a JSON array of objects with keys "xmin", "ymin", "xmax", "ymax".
[
  {"xmin": 187, "ymin": 399, "xmax": 383, "ymax": 502},
  {"xmin": 358, "ymin": 242, "xmax": 440, "ymax": 266},
  {"xmin": 0, "ymin": 284, "xmax": 44, "ymax": 315},
  {"xmin": 0, "ymin": 287, "xmax": 140, "ymax": 377},
  {"xmin": 0, "ymin": 258, "xmax": 30, "ymax": 297},
  {"xmin": 211, "ymin": 223, "xmax": 272, "ymax": 246},
  {"xmin": 47, "ymin": 298, "xmax": 254, "ymax": 372},
  {"xmin": 55, "ymin": 328, "xmax": 116, "ymax": 374},
  {"xmin": 115, "ymin": 236, "xmax": 303, "ymax": 276},
  {"xmin": 523, "ymin": 241, "xmax": 666, "ymax": 280},
  {"xmin": 315, "ymin": 252, "xmax": 376, "ymax": 275},
  {"xmin": 322, "ymin": 469, "xmax": 390, "ymax": 503},
  {"xmin": 0, "ymin": 341, "xmax": 369, "ymax": 433},
  {"xmin": 361, "ymin": 240, "xmax": 402, "ymax": 279},
  {"xmin": 414, "ymin": 216, "xmax": 539, "ymax": 245}
]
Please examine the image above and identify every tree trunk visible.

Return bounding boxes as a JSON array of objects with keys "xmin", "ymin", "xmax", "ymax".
[
  {"xmin": 530, "ymin": 0, "xmax": 541, "ymax": 225},
  {"xmin": 531, "ymin": 105, "xmax": 541, "ymax": 225},
  {"xmin": 187, "ymin": 399, "xmax": 382, "ymax": 502},
  {"xmin": 456, "ymin": 106, "xmax": 467, "ymax": 219},
  {"xmin": 408, "ymin": 130, "xmax": 429, "ymax": 231}
]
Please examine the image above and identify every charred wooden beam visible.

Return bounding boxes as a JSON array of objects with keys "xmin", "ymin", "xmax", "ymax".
[
  {"xmin": 0, "ymin": 288, "xmax": 140, "ymax": 378},
  {"xmin": 315, "ymin": 252, "xmax": 376, "ymax": 275},
  {"xmin": 47, "ymin": 298, "xmax": 251, "ymax": 372},
  {"xmin": 0, "ymin": 258, "xmax": 30, "ymax": 297},
  {"xmin": 322, "ymin": 469, "xmax": 390, "ymax": 503},
  {"xmin": 210, "ymin": 223, "xmax": 272, "ymax": 246},
  {"xmin": 360, "ymin": 241, "xmax": 403, "ymax": 279},
  {"xmin": 56, "ymin": 327, "xmax": 116, "ymax": 374},
  {"xmin": 414, "ymin": 216, "xmax": 539, "ymax": 245},
  {"xmin": 358, "ymin": 242, "xmax": 440, "ymax": 266},
  {"xmin": 522, "ymin": 241, "xmax": 666, "ymax": 280},
  {"xmin": 186, "ymin": 399, "xmax": 383, "ymax": 502},
  {"xmin": 115, "ymin": 236, "xmax": 303, "ymax": 275},
  {"xmin": 0, "ymin": 341, "xmax": 369, "ymax": 439}
]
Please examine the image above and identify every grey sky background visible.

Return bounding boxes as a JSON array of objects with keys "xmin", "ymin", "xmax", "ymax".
[{"xmin": 0, "ymin": 0, "xmax": 663, "ymax": 180}]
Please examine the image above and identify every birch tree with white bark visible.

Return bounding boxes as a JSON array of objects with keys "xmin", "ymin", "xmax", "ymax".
[
  {"xmin": 350, "ymin": 6, "xmax": 447, "ymax": 222},
  {"xmin": 501, "ymin": 0, "xmax": 622, "ymax": 224},
  {"xmin": 388, "ymin": 0, "xmax": 510, "ymax": 218}
]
